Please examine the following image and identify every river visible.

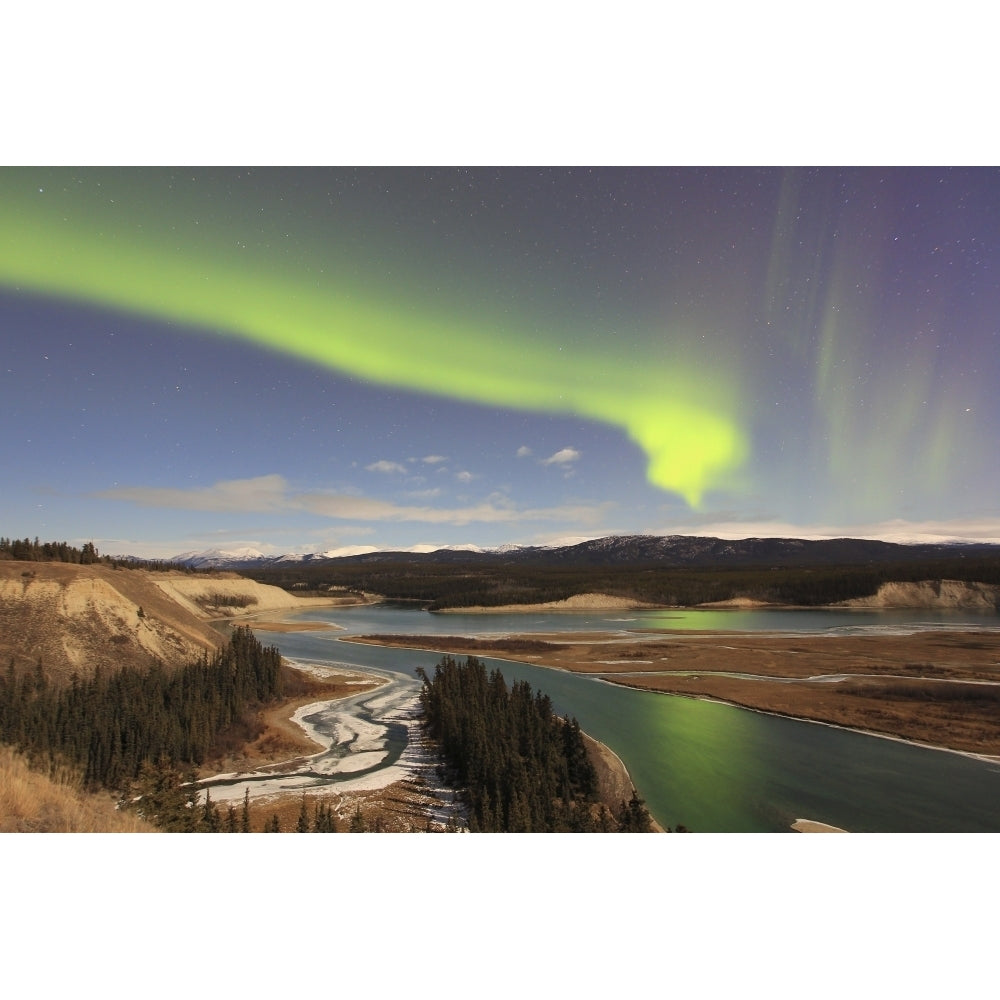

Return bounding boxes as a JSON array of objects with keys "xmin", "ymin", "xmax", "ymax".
[{"xmin": 223, "ymin": 603, "xmax": 1000, "ymax": 832}]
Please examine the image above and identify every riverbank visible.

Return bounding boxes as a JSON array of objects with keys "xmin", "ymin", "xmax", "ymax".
[
  {"xmin": 202, "ymin": 648, "xmax": 653, "ymax": 831},
  {"xmin": 198, "ymin": 661, "xmax": 385, "ymax": 774},
  {"xmin": 582, "ymin": 732, "xmax": 666, "ymax": 832},
  {"xmin": 351, "ymin": 628, "xmax": 1000, "ymax": 759},
  {"xmin": 195, "ymin": 657, "xmax": 472, "ymax": 832}
]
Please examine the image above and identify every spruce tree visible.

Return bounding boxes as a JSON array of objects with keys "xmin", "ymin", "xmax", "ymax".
[
  {"xmin": 241, "ymin": 788, "xmax": 251, "ymax": 832},
  {"xmin": 618, "ymin": 789, "xmax": 654, "ymax": 832},
  {"xmin": 201, "ymin": 789, "xmax": 220, "ymax": 832}
]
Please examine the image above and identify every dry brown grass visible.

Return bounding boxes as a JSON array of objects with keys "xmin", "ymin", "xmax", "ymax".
[{"xmin": 0, "ymin": 746, "xmax": 156, "ymax": 833}]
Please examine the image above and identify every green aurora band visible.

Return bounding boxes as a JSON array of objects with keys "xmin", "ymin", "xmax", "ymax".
[{"xmin": 0, "ymin": 175, "xmax": 747, "ymax": 507}]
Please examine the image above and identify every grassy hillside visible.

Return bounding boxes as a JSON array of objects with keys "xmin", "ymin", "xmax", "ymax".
[{"xmin": 0, "ymin": 745, "xmax": 155, "ymax": 832}]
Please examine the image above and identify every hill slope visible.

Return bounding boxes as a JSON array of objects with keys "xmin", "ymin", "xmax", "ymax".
[
  {"xmin": 0, "ymin": 562, "xmax": 335, "ymax": 684},
  {"xmin": 0, "ymin": 745, "xmax": 156, "ymax": 832}
]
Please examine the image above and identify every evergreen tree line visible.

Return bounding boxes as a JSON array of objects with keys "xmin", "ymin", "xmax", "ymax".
[
  {"xmin": 1, "ymin": 536, "xmax": 101, "ymax": 563},
  {"xmin": 417, "ymin": 655, "xmax": 653, "ymax": 832},
  {"xmin": 252, "ymin": 554, "xmax": 1000, "ymax": 610},
  {"xmin": 130, "ymin": 769, "xmax": 342, "ymax": 833},
  {"xmin": 0, "ymin": 627, "xmax": 282, "ymax": 791},
  {"xmin": 0, "ymin": 534, "xmax": 196, "ymax": 572}
]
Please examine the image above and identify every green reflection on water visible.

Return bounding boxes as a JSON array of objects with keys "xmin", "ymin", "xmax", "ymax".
[
  {"xmin": 271, "ymin": 606, "xmax": 1000, "ymax": 832},
  {"xmin": 595, "ymin": 688, "xmax": 776, "ymax": 832}
]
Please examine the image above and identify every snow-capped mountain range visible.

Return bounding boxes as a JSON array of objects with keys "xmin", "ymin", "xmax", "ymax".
[
  {"xmin": 170, "ymin": 542, "xmax": 524, "ymax": 569},
  {"xmin": 169, "ymin": 534, "xmax": 1000, "ymax": 571}
]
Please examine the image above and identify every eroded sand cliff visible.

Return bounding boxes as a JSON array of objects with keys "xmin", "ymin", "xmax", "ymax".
[
  {"xmin": 0, "ymin": 563, "xmax": 339, "ymax": 682},
  {"xmin": 836, "ymin": 579, "xmax": 1000, "ymax": 611}
]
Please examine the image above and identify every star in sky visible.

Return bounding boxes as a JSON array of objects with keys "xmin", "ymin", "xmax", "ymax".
[{"xmin": 2, "ymin": 167, "xmax": 999, "ymax": 557}]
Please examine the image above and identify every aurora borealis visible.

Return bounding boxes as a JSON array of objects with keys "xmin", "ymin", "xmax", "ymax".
[{"xmin": 2, "ymin": 167, "xmax": 999, "ymax": 557}]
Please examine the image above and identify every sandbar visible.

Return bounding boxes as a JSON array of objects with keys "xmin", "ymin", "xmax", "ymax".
[
  {"xmin": 246, "ymin": 620, "xmax": 343, "ymax": 632},
  {"xmin": 436, "ymin": 592, "xmax": 660, "ymax": 613},
  {"xmin": 792, "ymin": 818, "xmax": 847, "ymax": 833}
]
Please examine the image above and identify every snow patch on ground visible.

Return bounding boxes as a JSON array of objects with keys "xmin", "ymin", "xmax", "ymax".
[{"xmin": 197, "ymin": 664, "xmax": 466, "ymax": 832}]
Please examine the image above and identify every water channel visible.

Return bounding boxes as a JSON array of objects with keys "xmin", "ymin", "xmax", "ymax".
[{"xmin": 235, "ymin": 603, "xmax": 1000, "ymax": 832}]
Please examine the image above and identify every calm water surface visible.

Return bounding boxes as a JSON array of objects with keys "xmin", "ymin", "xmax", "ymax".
[{"xmin": 262, "ymin": 603, "xmax": 1000, "ymax": 832}]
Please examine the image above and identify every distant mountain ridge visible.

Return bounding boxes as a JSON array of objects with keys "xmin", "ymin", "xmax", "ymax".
[{"xmin": 171, "ymin": 534, "xmax": 1000, "ymax": 571}]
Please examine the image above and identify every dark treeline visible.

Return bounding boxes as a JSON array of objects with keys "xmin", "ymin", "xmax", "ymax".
[
  {"xmin": 194, "ymin": 592, "xmax": 259, "ymax": 609},
  {"xmin": 1, "ymin": 536, "xmax": 102, "ymax": 564},
  {"xmin": 0, "ymin": 627, "xmax": 282, "ymax": 791},
  {"xmin": 130, "ymin": 770, "xmax": 341, "ymax": 833},
  {"xmin": 252, "ymin": 555, "xmax": 1000, "ymax": 609},
  {"xmin": 0, "ymin": 535, "xmax": 194, "ymax": 572},
  {"xmin": 417, "ymin": 655, "xmax": 653, "ymax": 832}
]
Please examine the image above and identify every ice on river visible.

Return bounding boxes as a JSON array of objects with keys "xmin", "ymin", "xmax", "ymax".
[{"xmin": 198, "ymin": 661, "xmax": 434, "ymax": 805}]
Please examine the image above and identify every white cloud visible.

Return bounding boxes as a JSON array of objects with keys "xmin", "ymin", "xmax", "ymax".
[
  {"xmin": 542, "ymin": 447, "xmax": 580, "ymax": 466},
  {"xmin": 95, "ymin": 474, "xmax": 290, "ymax": 512},
  {"xmin": 365, "ymin": 460, "xmax": 407, "ymax": 475},
  {"xmin": 455, "ymin": 470, "xmax": 475, "ymax": 483},
  {"xmin": 516, "ymin": 446, "xmax": 532, "ymax": 458},
  {"xmin": 297, "ymin": 492, "xmax": 611, "ymax": 527},
  {"xmin": 421, "ymin": 455, "xmax": 448, "ymax": 465},
  {"xmin": 97, "ymin": 473, "xmax": 613, "ymax": 529}
]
